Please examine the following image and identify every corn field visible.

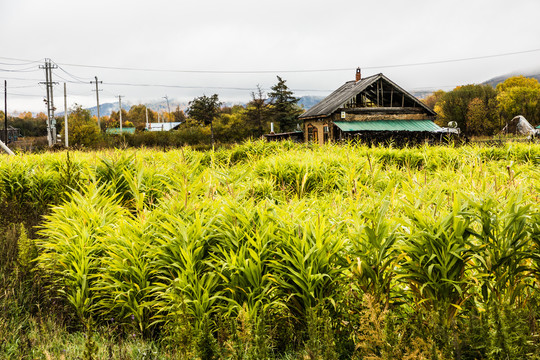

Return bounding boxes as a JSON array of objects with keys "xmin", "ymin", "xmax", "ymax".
[{"xmin": 1, "ymin": 140, "xmax": 540, "ymax": 359}]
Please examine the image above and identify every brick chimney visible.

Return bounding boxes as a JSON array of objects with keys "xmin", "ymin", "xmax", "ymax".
[{"xmin": 355, "ymin": 67, "xmax": 361, "ymax": 82}]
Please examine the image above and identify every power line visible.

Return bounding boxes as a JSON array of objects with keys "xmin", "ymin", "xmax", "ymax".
[
  {"xmin": 6, "ymin": 84, "xmax": 38, "ymax": 89},
  {"xmin": 53, "ymin": 48, "xmax": 540, "ymax": 74},
  {"xmin": 3, "ymin": 49, "xmax": 537, "ymax": 105},
  {"xmin": 0, "ymin": 66, "xmax": 41, "ymax": 73},
  {"xmin": 363, "ymin": 48, "xmax": 540, "ymax": 70},
  {"xmin": 0, "ymin": 76, "xmax": 43, "ymax": 82},
  {"xmin": 103, "ymin": 81, "xmax": 334, "ymax": 92},
  {"xmin": 54, "ymin": 62, "xmax": 92, "ymax": 83},
  {"xmin": 0, "ymin": 92, "xmax": 42, "ymax": 97},
  {"xmin": 0, "ymin": 57, "xmax": 44, "ymax": 65}
]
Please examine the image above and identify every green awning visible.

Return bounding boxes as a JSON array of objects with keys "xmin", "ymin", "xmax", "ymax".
[
  {"xmin": 106, "ymin": 127, "xmax": 136, "ymax": 135},
  {"xmin": 334, "ymin": 120, "xmax": 441, "ymax": 132}
]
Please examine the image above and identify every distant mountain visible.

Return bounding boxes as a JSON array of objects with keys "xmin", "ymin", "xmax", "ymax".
[
  {"xmin": 77, "ymin": 96, "xmax": 325, "ymax": 116},
  {"xmin": 410, "ymin": 90, "xmax": 435, "ymax": 100},
  {"xmin": 483, "ymin": 69, "xmax": 540, "ymax": 87},
  {"xmin": 298, "ymin": 95, "xmax": 325, "ymax": 109},
  {"xmin": 87, "ymin": 102, "xmax": 130, "ymax": 117},
  {"xmin": 409, "ymin": 69, "xmax": 540, "ymax": 100},
  {"xmin": 86, "ymin": 100, "xmax": 188, "ymax": 117}
]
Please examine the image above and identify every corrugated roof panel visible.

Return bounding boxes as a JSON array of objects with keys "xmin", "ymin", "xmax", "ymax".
[
  {"xmin": 146, "ymin": 122, "xmax": 182, "ymax": 132},
  {"xmin": 106, "ymin": 127, "xmax": 136, "ymax": 134},
  {"xmin": 334, "ymin": 120, "xmax": 441, "ymax": 132}
]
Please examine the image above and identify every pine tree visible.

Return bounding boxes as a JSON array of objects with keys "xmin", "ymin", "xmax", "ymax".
[
  {"xmin": 187, "ymin": 94, "xmax": 222, "ymax": 147},
  {"xmin": 268, "ymin": 76, "xmax": 302, "ymax": 132},
  {"xmin": 246, "ymin": 85, "xmax": 271, "ymax": 137}
]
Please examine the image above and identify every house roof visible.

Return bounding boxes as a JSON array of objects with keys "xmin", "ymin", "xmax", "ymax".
[
  {"xmin": 145, "ymin": 122, "xmax": 182, "ymax": 132},
  {"xmin": 106, "ymin": 127, "xmax": 136, "ymax": 134},
  {"xmin": 334, "ymin": 120, "xmax": 441, "ymax": 132},
  {"xmin": 300, "ymin": 73, "xmax": 436, "ymax": 119}
]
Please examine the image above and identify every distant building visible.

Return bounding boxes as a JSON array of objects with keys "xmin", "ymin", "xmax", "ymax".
[
  {"xmin": 0, "ymin": 126, "xmax": 21, "ymax": 143},
  {"xmin": 145, "ymin": 122, "xmax": 182, "ymax": 132},
  {"xmin": 299, "ymin": 69, "xmax": 440, "ymax": 144}
]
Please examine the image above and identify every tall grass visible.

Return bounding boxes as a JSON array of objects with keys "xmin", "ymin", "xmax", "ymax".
[{"xmin": 1, "ymin": 140, "xmax": 540, "ymax": 359}]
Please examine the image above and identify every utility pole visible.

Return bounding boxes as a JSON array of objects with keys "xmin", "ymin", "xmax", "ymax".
[
  {"xmin": 163, "ymin": 95, "xmax": 171, "ymax": 122},
  {"xmin": 4, "ymin": 80, "xmax": 7, "ymax": 144},
  {"xmin": 116, "ymin": 95, "xmax": 124, "ymax": 132},
  {"xmin": 39, "ymin": 58, "xmax": 58, "ymax": 146},
  {"xmin": 145, "ymin": 106, "xmax": 149, "ymax": 130},
  {"xmin": 90, "ymin": 76, "xmax": 103, "ymax": 130},
  {"xmin": 64, "ymin": 83, "xmax": 68, "ymax": 148}
]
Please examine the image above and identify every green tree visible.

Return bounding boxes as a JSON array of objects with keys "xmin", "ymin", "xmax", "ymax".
[
  {"xmin": 466, "ymin": 97, "xmax": 500, "ymax": 136},
  {"xmin": 8, "ymin": 115, "xmax": 47, "ymax": 137},
  {"xmin": 496, "ymin": 76, "xmax": 540, "ymax": 126},
  {"xmin": 172, "ymin": 105, "xmax": 186, "ymax": 123},
  {"xmin": 187, "ymin": 94, "xmax": 222, "ymax": 147},
  {"xmin": 128, "ymin": 105, "xmax": 156, "ymax": 131},
  {"xmin": 66, "ymin": 104, "xmax": 100, "ymax": 147},
  {"xmin": 421, "ymin": 90, "xmax": 446, "ymax": 125},
  {"xmin": 211, "ymin": 105, "xmax": 251, "ymax": 143},
  {"xmin": 109, "ymin": 109, "xmax": 129, "ymax": 129},
  {"xmin": 246, "ymin": 85, "xmax": 272, "ymax": 137},
  {"xmin": 268, "ymin": 76, "xmax": 302, "ymax": 132},
  {"xmin": 439, "ymin": 84, "xmax": 499, "ymax": 136},
  {"xmin": 422, "ymin": 89, "xmax": 446, "ymax": 110}
]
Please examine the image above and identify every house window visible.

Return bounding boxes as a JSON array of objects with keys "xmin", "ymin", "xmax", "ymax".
[
  {"xmin": 323, "ymin": 126, "xmax": 329, "ymax": 143},
  {"xmin": 307, "ymin": 125, "xmax": 318, "ymax": 143}
]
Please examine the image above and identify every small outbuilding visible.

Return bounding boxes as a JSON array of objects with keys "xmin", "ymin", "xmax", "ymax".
[
  {"xmin": 145, "ymin": 122, "xmax": 182, "ymax": 132},
  {"xmin": 299, "ymin": 69, "xmax": 439, "ymax": 144},
  {"xmin": 0, "ymin": 126, "xmax": 21, "ymax": 143}
]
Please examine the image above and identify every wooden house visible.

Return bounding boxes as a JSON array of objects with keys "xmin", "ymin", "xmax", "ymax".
[
  {"xmin": 299, "ymin": 69, "xmax": 439, "ymax": 144},
  {"xmin": 0, "ymin": 126, "xmax": 20, "ymax": 144}
]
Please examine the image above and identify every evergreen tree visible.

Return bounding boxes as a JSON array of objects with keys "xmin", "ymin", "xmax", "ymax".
[
  {"xmin": 173, "ymin": 105, "xmax": 187, "ymax": 123},
  {"xmin": 268, "ymin": 76, "xmax": 302, "ymax": 132},
  {"xmin": 188, "ymin": 94, "xmax": 222, "ymax": 147},
  {"xmin": 246, "ymin": 85, "xmax": 271, "ymax": 137}
]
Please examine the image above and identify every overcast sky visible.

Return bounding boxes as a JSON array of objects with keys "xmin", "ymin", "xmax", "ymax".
[{"xmin": 2, "ymin": 0, "xmax": 540, "ymax": 113}]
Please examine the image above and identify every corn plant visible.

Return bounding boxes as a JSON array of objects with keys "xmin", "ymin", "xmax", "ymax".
[
  {"xmin": 347, "ymin": 198, "xmax": 399, "ymax": 307},
  {"xmin": 94, "ymin": 213, "xmax": 159, "ymax": 337},
  {"xmin": 211, "ymin": 200, "xmax": 280, "ymax": 318},
  {"xmin": 37, "ymin": 183, "xmax": 127, "ymax": 324},
  {"xmin": 150, "ymin": 204, "xmax": 222, "ymax": 334},
  {"xmin": 270, "ymin": 202, "xmax": 346, "ymax": 320},
  {"xmin": 5, "ymin": 140, "xmax": 539, "ymax": 359},
  {"xmin": 397, "ymin": 195, "xmax": 475, "ymax": 326},
  {"xmin": 468, "ymin": 191, "xmax": 534, "ymax": 305}
]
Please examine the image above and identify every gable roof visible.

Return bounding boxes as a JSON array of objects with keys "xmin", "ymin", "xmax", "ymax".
[{"xmin": 300, "ymin": 73, "xmax": 436, "ymax": 119}]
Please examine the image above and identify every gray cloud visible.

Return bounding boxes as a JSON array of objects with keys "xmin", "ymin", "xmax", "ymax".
[{"xmin": 2, "ymin": 0, "xmax": 540, "ymax": 112}]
